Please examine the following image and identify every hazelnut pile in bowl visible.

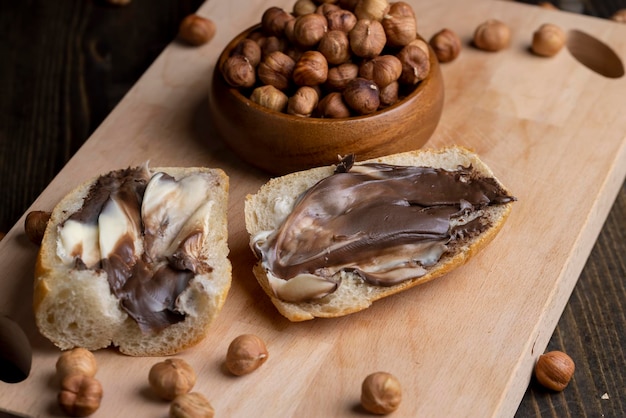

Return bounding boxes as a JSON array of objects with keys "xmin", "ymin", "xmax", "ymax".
[{"xmin": 209, "ymin": 0, "xmax": 444, "ymax": 174}]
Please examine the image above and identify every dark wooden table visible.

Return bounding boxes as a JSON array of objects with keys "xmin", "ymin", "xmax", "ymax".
[{"xmin": 0, "ymin": 1, "xmax": 624, "ymax": 417}]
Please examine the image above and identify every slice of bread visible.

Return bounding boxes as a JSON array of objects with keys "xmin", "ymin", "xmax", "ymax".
[
  {"xmin": 244, "ymin": 146, "xmax": 515, "ymax": 321},
  {"xmin": 34, "ymin": 165, "xmax": 231, "ymax": 356}
]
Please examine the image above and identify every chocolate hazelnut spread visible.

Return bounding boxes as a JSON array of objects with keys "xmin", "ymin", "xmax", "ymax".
[
  {"xmin": 253, "ymin": 159, "xmax": 515, "ymax": 302},
  {"xmin": 57, "ymin": 167, "xmax": 216, "ymax": 333}
]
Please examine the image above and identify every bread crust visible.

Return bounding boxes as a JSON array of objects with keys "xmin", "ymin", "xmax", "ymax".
[
  {"xmin": 34, "ymin": 166, "xmax": 231, "ymax": 356},
  {"xmin": 245, "ymin": 146, "xmax": 514, "ymax": 321}
]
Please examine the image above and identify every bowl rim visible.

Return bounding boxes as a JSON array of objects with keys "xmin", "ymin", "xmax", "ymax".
[{"xmin": 215, "ymin": 23, "xmax": 440, "ymax": 124}]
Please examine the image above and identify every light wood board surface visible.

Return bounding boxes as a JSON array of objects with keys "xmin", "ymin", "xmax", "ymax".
[{"xmin": 1, "ymin": 0, "xmax": 625, "ymax": 416}]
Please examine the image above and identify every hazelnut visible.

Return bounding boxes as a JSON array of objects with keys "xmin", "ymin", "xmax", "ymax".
[
  {"xmin": 170, "ymin": 392, "xmax": 214, "ymax": 418},
  {"xmin": 284, "ymin": 18, "xmax": 297, "ymax": 44},
  {"xmin": 611, "ymin": 9, "xmax": 626, "ymax": 22},
  {"xmin": 354, "ymin": 0, "xmax": 390, "ymax": 21},
  {"xmin": 293, "ymin": 0, "xmax": 317, "ymax": 17},
  {"xmin": 318, "ymin": 92, "xmax": 352, "ymax": 118},
  {"xmin": 349, "ymin": 19, "xmax": 387, "ymax": 58},
  {"xmin": 293, "ymin": 13, "xmax": 328, "ymax": 47},
  {"xmin": 0, "ymin": 232, "xmax": 5, "ymax": 241},
  {"xmin": 318, "ymin": 30, "xmax": 352, "ymax": 65},
  {"xmin": 361, "ymin": 371, "xmax": 402, "ymax": 415},
  {"xmin": 106, "ymin": 0, "xmax": 131, "ymax": 5},
  {"xmin": 225, "ymin": 334, "xmax": 269, "ymax": 376},
  {"xmin": 316, "ymin": 3, "xmax": 341, "ymax": 15},
  {"xmin": 408, "ymin": 38, "xmax": 430, "ymax": 59},
  {"xmin": 261, "ymin": 7, "xmax": 294, "ymax": 37},
  {"xmin": 429, "ymin": 28, "xmax": 461, "ymax": 63},
  {"xmin": 359, "ymin": 55, "xmax": 402, "ymax": 88},
  {"xmin": 326, "ymin": 62, "xmax": 359, "ymax": 91},
  {"xmin": 293, "ymin": 50, "xmax": 329, "ymax": 86},
  {"xmin": 58, "ymin": 374, "xmax": 103, "ymax": 417},
  {"xmin": 379, "ymin": 80, "xmax": 399, "ymax": 107},
  {"xmin": 258, "ymin": 51, "xmax": 296, "ymax": 91},
  {"xmin": 257, "ymin": 35, "xmax": 287, "ymax": 60},
  {"xmin": 397, "ymin": 43, "xmax": 430, "ymax": 85},
  {"xmin": 148, "ymin": 358, "xmax": 197, "ymax": 401},
  {"xmin": 531, "ymin": 23, "xmax": 566, "ymax": 57},
  {"xmin": 251, "ymin": 85, "xmax": 289, "ymax": 112},
  {"xmin": 221, "ymin": 55, "xmax": 256, "ymax": 88},
  {"xmin": 178, "ymin": 15, "xmax": 216, "ymax": 46},
  {"xmin": 231, "ymin": 39, "xmax": 262, "ymax": 67},
  {"xmin": 24, "ymin": 210, "xmax": 50, "ymax": 245},
  {"xmin": 326, "ymin": 9, "xmax": 358, "ymax": 32},
  {"xmin": 288, "ymin": 86, "xmax": 320, "ymax": 117},
  {"xmin": 534, "ymin": 351, "xmax": 575, "ymax": 392},
  {"xmin": 56, "ymin": 348, "xmax": 98, "ymax": 382},
  {"xmin": 343, "ymin": 77, "xmax": 380, "ymax": 114},
  {"xmin": 381, "ymin": 1, "xmax": 417, "ymax": 47},
  {"xmin": 473, "ymin": 19, "xmax": 511, "ymax": 52}
]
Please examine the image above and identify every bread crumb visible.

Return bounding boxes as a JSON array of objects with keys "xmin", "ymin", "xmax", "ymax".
[{"xmin": 601, "ymin": 393, "xmax": 610, "ymax": 400}]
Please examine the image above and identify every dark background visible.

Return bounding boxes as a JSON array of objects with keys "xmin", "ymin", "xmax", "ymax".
[{"xmin": 0, "ymin": 1, "xmax": 624, "ymax": 417}]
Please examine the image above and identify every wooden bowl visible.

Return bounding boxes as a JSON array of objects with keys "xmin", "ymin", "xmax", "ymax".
[{"xmin": 209, "ymin": 25, "xmax": 444, "ymax": 175}]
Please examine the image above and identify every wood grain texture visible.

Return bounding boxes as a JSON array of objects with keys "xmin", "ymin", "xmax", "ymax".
[{"xmin": 0, "ymin": 0, "xmax": 625, "ymax": 417}]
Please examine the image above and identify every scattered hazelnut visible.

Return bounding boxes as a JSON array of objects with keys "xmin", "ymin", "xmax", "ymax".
[
  {"xmin": 58, "ymin": 374, "xmax": 103, "ymax": 417},
  {"xmin": 534, "ymin": 350, "xmax": 575, "ymax": 392},
  {"xmin": 293, "ymin": 0, "xmax": 317, "ymax": 17},
  {"xmin": 288, "ymin": 86, "xmax": 320, "ymax": 117},
  {"xmin": 318, "ymin": 92, "xmax": 352, "ymax": 118},
  {"xmin": 293, "ymin": 13, "xmax": 328, "ymax": 48},
  {"xmin": 381, "ymin": 1, "xmax": 417, "ymax": 47},
  {"xmin": 231, "ymin": 39, "xmax": 262, "ymax": 68},
  {"xmin": 148, "ymin": 358, "xmax": 197, "ymax": 401},
  {"xmin": 178, "ymin": 15, "xmax": 216, "ymax": 46},
  {"xmin": 349, "ymin": 19, "xmax": 387, "ymax": 58},
  {"xmin": 359, "ymin": 55, "xmax": 402, "ymax": 88},
  {"xmin": 261, "ymin": 7, "xmax": 294, "ymax": 37},
  {"xmin": 343, "ymin": 77, "xmax": 380, "ymax": 115},
  {"xmin": 24, "ymin": 210, "xmax": 50, "ymax": 245},
  {"xmin": 360, "ymin": 371, "xmax": 402, "ymax": 415},
  {"xmin": 221, "ymin": 55, "xmax": 256, "ymax": 88},
  {"xmin": 251, "ymin": 85, "xmax": 289, "ymax": 112},
  {"xmin": 611, "ymin": 9, "xmax": 626, "ymax": 22},
  {"xmin": 106, "ymin": 0, "xmax": 131, "ymax": 5},
  {"xmin": 354, "ymin": 0, "xmax": 390, "ymax": 21},
  {"xmin": 397, "ymin": 43, "xmax": 430, "ymax": 85},
  {"xmin": 293, "ymin": 50, "xmax": 329, "ymax": 86},
  {"xmin": 318, "ymin": 30, "xmax": 352, "ymax": 65},
  {"xmin": 56, "ymin": 348, "xmax": 98, "ymax": 382},
  {"xmin": 429, "ymin": 28, "xmax": 461, "ymax": 63},
  {"xmin": 225, "ymin": 334, "xmax": 268, "ymax": 376},
  {"xmin": 326, "ymin": 9, "xmax": 358, "ymax": 32},
  {"xmin": 531, "ymin": 23, "xmax": 566, "ymax": 57},
  {"xmin": 473, "ymin": 19, "xmax": 511, "ymax": 52},
  {"xmin": 326, "ymin": 62, "xmax": 359, "ymax": 91},
  {"xmin": 258, "ymin": 51, "xmax": 296, "ymax": 91},
  {"xmin": 0, "ymin": 231, "xmax": 5, "ymax": 241},
  {"xmin": 170, "ymin": 392, "xmax": 214, "ymax": 418}
]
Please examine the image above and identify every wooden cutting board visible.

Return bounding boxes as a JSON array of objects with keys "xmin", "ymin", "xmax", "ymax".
[{"xmin": 1, "ymin": 0, "xmax": 625, "ymax": 416}]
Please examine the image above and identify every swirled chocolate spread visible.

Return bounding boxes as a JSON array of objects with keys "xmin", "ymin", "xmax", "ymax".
[
  {"xmin": 253, "ymin": 158, "xmax": 515, "ymax": 302},
  {"xmin": 57, "ymin": 166, "xmax": 216, "ymax": 333}
]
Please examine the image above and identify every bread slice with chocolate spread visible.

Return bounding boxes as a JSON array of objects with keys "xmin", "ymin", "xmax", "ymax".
[
  {"xmin": 245, "ymin": 146, "xmax": 515, "ymax": 321},
  {"xmin": 34, "ymin": 165, "xmax": 231, "ymax": 356}
]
